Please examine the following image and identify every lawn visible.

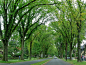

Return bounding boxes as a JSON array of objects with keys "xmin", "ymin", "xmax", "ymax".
[
  {"xmin": 0, "ymin": 58, "xmax": 38, "ymax": 63},
  {"xmin": 62, "ymin": 58, "xmax": 86, "ymax": 65},
  {"xmin": 31, "ymin": 59, "xmax": 51, "ymax": 65}
]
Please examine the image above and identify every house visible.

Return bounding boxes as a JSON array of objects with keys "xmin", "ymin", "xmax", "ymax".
[{"xmin": 81, "ymin": 40, "xmax": 86, "ymax": 56}]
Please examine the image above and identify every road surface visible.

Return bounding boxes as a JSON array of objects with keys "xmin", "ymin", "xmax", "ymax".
[
  {"xmin": 45, "ymin": 58, "xmax": 72, "ymax": 65},
  {"xmin": 0, "ymin": 58, "xmax": 72, "ymax": 65},
  {"xmin": 0, "ymin": 58, "xmax": 49, "ymax": 65}
]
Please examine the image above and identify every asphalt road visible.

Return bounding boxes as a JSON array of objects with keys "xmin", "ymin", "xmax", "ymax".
[
  {"xmin": 0, "ymin": 58, "xmax": 49, "ymax": 65},
  {"xmin": 0, "ymin": 58, "xmax": 72, "ymax": 65},
  {"xmin": 45, "ymin": 58, "xmax": 72, "ymax": 65}
]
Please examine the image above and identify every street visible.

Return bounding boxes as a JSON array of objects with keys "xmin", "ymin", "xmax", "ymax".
[
  {"xmin": 0, "ymin": 58, "xmax": 49, "ymax": 65},
  {"xmin": 0, "ymin": 58, "xmax": 72, "ymax": 65},
  {"xmin": 45, "ymin": 58, "xmax": 72, "ymax": 65}
]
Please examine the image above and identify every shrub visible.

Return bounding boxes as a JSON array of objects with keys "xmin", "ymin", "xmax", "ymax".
[
  {"xmin": 72, "ymin": 54, "xmax": 75, "ymax": 57},
  {"xmin": 14, "ymin": 52, "xmax": 21, "ymax": 57},
  {"xmin": 8, "ymin": 55, "xmax": 12, "ymax": 58},
  {"xmin": 0, "ymin": 54, "xmax": 3, "ymax": 58}
]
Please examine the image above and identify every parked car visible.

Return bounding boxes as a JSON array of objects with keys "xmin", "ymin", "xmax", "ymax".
[{"xmin": 54, "ymin": 57, "xmax": 57, "ymax": 59}]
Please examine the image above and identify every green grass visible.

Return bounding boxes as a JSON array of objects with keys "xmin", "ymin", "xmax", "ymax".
[
  {"xmin": 0, "ymin": 58, "xmax": 38, "ymax": 63},
  {"xmin": 62, "ymin": 58, "xmax": 86, "ymax": 65},
  {"xmin": 31, "ymin": 59, "xmax": 51, "ymax": 65}
]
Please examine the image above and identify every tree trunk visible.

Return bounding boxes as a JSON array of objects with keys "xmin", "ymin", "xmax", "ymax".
[
  {"xmin": 60, "ymin": 49, "xmax": 63, "ymax": 58},
  {"xmin": 40, "ymin": 52, "xmax": 41, "ymax": 58},
  {"xmin": 26, "ymin": 47, "xmax": 29, "ymax": 58},
  {"xmin": 75, "ymin": 50, "xmax": 76, "ymax": 59},
  {"xmin": 2, "ymin": 1, "xmax": 8, "ymax": 61},
  {"xmin": 65, "ymin": 43, "xmax": 68, "ymax": 61},
  {"xmin": 70, "ymin": 49, "xmax": 72, "ymax": 60},
  {"xmin": 21, "ymin": 38, "xmax": 24, "ymax": 60},
  {"xmin": 77, "ymin": 3, "xmax": 82, "ymax": 61},
  {"xmin": 43, "ymin": 52, "xmax": 45, "ymax": 58},
  {"xmin": 45, "ymin": 48, "xmax": 48, "ymax": 58},
  {"xmin": 2, "ymin": 42, "xmax": 8, "ymax": 61},
  {"xmin": 70, "ymin": 42, "xmax": 72, "ymax": 60},
  {"xmin": 30, "ymin": 41, "xmax": 32, "ymax": 60},
  {"xmin": 77, "ymin": 34, "xmax": 81, "ymax": 62},
  {"xmin": 60, "ymin": 52, "xmax": 63, "ymax": 58},
  {"xmin": 58, "ymin": 49, "xmax": 60, "ymax": 58}
]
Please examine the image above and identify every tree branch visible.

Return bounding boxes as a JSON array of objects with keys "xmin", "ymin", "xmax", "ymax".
[
  {"xmin": 25, "ymin": 23, "xmax": 44, "ymax": 41},
  {"xmin": 24, "ymin": 15, "xmax": 43, "ymax": 36},
  {"xmin": 13, "ymin": 0, "xmax": 37, "ymax": 20},
  {"xmin": 13, "ymin": 1, "xmax": 61, "ymax": 22},
  {"xmin": 8, "ymin": 1, "xmax": 61, "ymax": 39}
]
